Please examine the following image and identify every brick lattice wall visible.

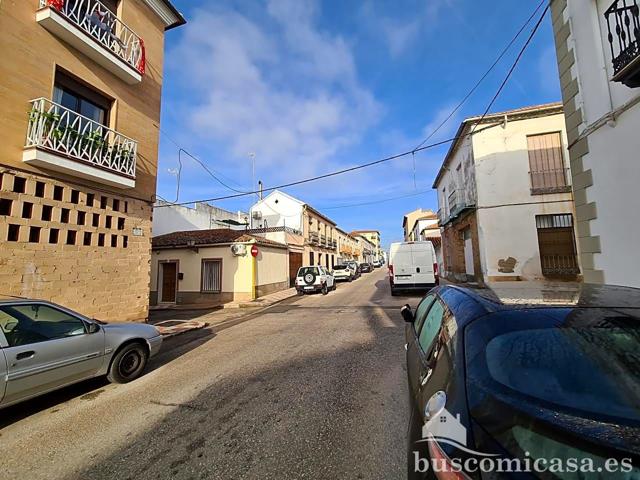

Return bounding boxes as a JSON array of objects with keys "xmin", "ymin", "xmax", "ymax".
[{"xmin": 0, "ymin": 168, "xmax": 152, "ymax": 322}]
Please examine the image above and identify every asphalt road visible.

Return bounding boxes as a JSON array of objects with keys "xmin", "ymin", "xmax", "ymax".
[{"xmin": 1, "ymin": 269, "xmax": 423, "ymax": 480}]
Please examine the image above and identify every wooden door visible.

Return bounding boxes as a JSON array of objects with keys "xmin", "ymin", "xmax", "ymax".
[
  {"xmin": 161, "ymin": 262, "xmax": 177, "ymax": 303},
  {"xmin": 289, "ymin": 252, "xmax": 302, "ymax": 287}
]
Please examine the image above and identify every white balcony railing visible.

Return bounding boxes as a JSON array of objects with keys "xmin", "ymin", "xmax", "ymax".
[
  {"xmin": 26, "ymin": 97, "xmax": 137, "ymax": 179},
  {"xmin": 39, "ymin": 0, "xmax": 145, "ymax": 75}
]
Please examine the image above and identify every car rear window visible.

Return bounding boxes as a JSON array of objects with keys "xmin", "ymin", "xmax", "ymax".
[
  {"xmin": 334, "ymin": 265, "xmax": 348, "ymax": 270},
  {"xmin": 466, "ymin": 310, "xmax": 640, "ymax": 422},
  {"xmin": 298, "ymin": 267, "xmax": 319, "ymax": 276}
]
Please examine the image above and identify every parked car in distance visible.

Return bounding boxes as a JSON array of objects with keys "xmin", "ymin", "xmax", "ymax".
[
  {"xmin": 346, "ymin": 261, "xmax": 361, "ymax": 279},
  {"xmin": 295, "ymin": 266, "xmax": 335, "ymax": 295},
  {"xmin": 360, "ymin": 262, "xmax": 373, "ymax": 273},
  {"xmin": 389, "ymin": 241, "xmax": 438, "ymax": 296},
  {"xmin": 0, "ymin": 298, "xmax": 162, "ymax": 409},
  {"xmin": 372, "ymin": 260, "xmax": 382, "ymax": 268},
  {"xmin": 403, "ymin": 283, "xmax": 640, "ymax": 479},
  {"xmin": 332, "ymin": 264, "xmax": 353, "ymax": 282}
]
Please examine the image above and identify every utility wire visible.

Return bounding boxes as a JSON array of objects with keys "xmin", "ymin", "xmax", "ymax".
[
  {"xmin": 412, "ymin": 0, "xmax": 546, "ymax": 152},
  {"xmin": 469, "ymin": 4, "xmax": 550, "ymax": 134},
  {"xmin": 320, "ymin": 188, "xmax": 432, "ymax": 210},
  {"xmin": 154, "ymin": 137, "xmax": 455, "ymax": 208},
  {"xmin": 154, "ymin": 4, "xmax": 550, "ymax": 210}
]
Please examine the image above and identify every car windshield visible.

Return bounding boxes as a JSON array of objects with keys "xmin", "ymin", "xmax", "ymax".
[
  {"xmin": 298, "ymin": 267, "xmax": 319, "ymax": 276},
  {"xmin": 333, "ymin": 265, "xmax": 348, "ymax": 270},
  {"xmin": 466, "ymin": 310, "xmax": 640, "ymax": 422}
]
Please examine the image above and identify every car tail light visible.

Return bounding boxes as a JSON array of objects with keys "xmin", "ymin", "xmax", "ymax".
[
  {"xmin": 428, "ymin": 440, "xmax": 472, "ymax": 480},
  {"xmin": 433, "ymin": 262, "xmax": 439, "ymax": 285},
  {"xmin": 389, "ymin": 265, "xmax": 394, "ymax": 277}
]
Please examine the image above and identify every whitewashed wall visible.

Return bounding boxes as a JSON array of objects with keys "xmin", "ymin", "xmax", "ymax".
[
  {"xmin": 564, "ymin": 0, "xmax": 640, "ymax": 287},
  {"xmin": 249, "ymin": 190, "xmax": 304, "ymax": 231}
]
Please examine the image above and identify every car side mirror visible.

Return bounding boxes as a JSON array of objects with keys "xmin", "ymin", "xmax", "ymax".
[
  {"xmin": 87, "ymin": 322, "xmax": 100, "ymax": 334},
  {"xmin": 401, "ymin": 304, "xmax": 414, "ymax": 323}
]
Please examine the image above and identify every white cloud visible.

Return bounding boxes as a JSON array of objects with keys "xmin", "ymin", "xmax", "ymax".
[
  {"xmin": 168, "ymin": 0, "xmax": 381, "ymax": 184},
  {"xmin": 359, "ymin": 0, "xmax": 456, "ymax": 58}
]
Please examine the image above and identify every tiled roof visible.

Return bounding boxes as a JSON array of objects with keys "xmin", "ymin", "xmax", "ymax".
[{"xmin": 152, "ymin": 229, "xmax": 287, "ymax": 249}]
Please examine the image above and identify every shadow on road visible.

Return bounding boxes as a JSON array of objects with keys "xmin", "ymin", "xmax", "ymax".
[
  {"xmin": 0, "ymin": 327, "xmax": 216, "ymax": 429},
  {"xmin": 65, "ymin": 299, "xmax": 409, "ymax": 480}
]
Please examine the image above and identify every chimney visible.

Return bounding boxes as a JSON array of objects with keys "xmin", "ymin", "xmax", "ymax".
[{"xmin": 258, "ymin": 180, "xmax": 263, "ymax": 200}]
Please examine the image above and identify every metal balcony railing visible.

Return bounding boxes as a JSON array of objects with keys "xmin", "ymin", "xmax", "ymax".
[
  {"xmin": 26, "ymin": 97, "xmax": 137, "ymax": 178},
  {"xmin": 605, "ymin": 0, "xmax": 640, "ymax": 87},
  {"xmin": 309, "ymin": 231, "xmax": 319, "ymax": 244},
  {"xmin": 529, "ymin": 168, "xmax": 572, "ymax": 195},
  {"xmin": 541, "ymin": 254, "xmax": 580, "ymax": 276},
  {"xmin": 40, "ymin": 0, "xmax": 145, "ymax": 74}
]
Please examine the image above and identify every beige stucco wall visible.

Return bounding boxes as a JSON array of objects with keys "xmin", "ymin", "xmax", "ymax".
[{"xmin": 255, "ymin": 246, "xmax": 289, "ymax": 286}]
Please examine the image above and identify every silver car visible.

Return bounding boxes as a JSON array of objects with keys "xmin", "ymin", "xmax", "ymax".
[{"xmin": 0, "ymin": 297, "xmax": 162, "ymax": 409}]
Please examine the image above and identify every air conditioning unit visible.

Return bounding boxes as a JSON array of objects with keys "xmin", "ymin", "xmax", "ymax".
[
  {"xmin": 231, "ymin": 243, "xmax": 247, "ymax": 256},
  {"xmin": 252, "ymin": 211, "xmax": 262, "ymax": 220}
]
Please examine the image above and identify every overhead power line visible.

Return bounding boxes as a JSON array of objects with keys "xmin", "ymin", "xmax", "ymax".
[
  {"xmin": 154, "ymin": 137, "xmax": 455, "ymax": 208},
  {"xmin": 412, "ymin": 0, "xmax": 546, "ymax": 152},
  {"xmin": 469, "ymin": 4, "xmax": 551, "ymax": 134},
  {"xmin": 154, "ymin": 4, "xmax": 550, "ymax": 210},
  {"xmin": 320, "ymin": 188, "xmax": 432, "ymax": 210}
]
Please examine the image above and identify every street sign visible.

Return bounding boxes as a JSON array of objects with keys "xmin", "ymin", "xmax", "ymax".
[{"xmin": 251, "ymin": 244, "xmax": 259, "ymax": 257}]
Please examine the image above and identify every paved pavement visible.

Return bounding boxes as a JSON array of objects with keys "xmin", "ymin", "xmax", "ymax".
[{"xmin": 0, "ymin": 269, "xmax": 425, "ymax": 480}]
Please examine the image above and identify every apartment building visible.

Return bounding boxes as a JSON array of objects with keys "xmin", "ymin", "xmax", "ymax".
[
  {"xmin": 550, "ymin": 0, "xmax": 640, "ymax": 287},
  {"xmin": 249, "ymin": 190, "xmax": 339, "ymax": 272},
  {"xmin": 434, "ymin": 103, "xmax": 580, "ymax": 284},
  {"xmin": 336, "ymin": 228, "xmax": 362, "ymax": 263},
  {"xmin": 0, "ymin": 0, "xmax": 184, "ymax": 321},
  {"xmin": 350, "ymin": 230, "xmax": 381, "ymax": 262}
]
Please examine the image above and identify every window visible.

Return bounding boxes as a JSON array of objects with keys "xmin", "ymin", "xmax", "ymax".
[
  {"xmin": 201, "ymin": 259, "xmax": 222, "ymax": 293},
  {"xmin": 418, "ymin": 300, "xmax": 445, "ymax": 355},
  {"xmin": 77, "ymin": 211, "xmax": 86, "ymax": 225},
  {"xmin": 61, "ymin": 208, "xmax": 70, "ymax": 223},
  {"xmin": 527, "ymin": 132, "xmax": 570, "ymax": 194},
  {"xmin": 22, "ymin": 202, "xmax": 33, "ymax": 219},
  {"xmin": 117, "ymin": 217, "xmax": 125, "ymax": 230},
  {"xmin": 83, "ymin": 232, "xmax": 92, "ymax": 246},
  {"xmin": 86, "ymin": 193, "xmax": 95, "ymax": 207},
  {"xmin": 70, "ymin": 190, "xmax": 80, "ymax": 204},
  {"xmin": 49, "ymin": 228, "xmax": 59, "ymax": 244},
  {"xmin": 98, "ymin": 233, "xmax": 105, "ymax": 246},
  {"xmin": 92, "ymin": 213, "xmax": 100, "ymax": 227},
  {"xmin": 536, "ymin": 214, "xmax": 579, "ymax": 276},
  {"xmin": 67, "ymin": 230, "xmax": 77, "ymax": 245},
  {"xmin": 105, "ymin": 215, "xmax": 112, "ymax": 228},
  {"xmin": 7, "ymin": 224, "xmax": 19, "ymax": 242},
  {"xmin": 101, "ymin": 196, "xmax": 108, "ymax": 209},
  {"xmin": 113, "ymin": 199, "xmax": 120, "ymax": 212},
  {"xmin": 29, "ymin": 226, "xmax": 41, "ymax": 243},
  {"xmin": 413, "ymin": 294, "xmax": 437, "ymax": 333},
  {"xmin": 0, "ymin": 304, "xmax": 86, "ymax": 347},
  {"xmin": 53, "ymin": 71, "xmax": 111, "ymax": 127},
  {"xmin": 53, "ymin": 185, "xmax": 64, "ymax": 201}
]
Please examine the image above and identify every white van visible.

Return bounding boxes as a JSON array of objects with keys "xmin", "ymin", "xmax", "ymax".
[{"xmin": 388, "ymin": 241, "xmax": 438, "ymax": 296}]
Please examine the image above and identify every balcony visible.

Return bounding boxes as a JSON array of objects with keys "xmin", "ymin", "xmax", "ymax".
[
  {"xmin": 529, "ymin": 168, "xmax": 572, "ymax": 195},
  {"xmin": 23, "ymin": 98, "xmax": 137, "ymax": 188},
  {"xmin": 37, "ymin": 0, "xmax": 144, "ymax": 84},
  {"xmin": 447, "ymin": 188, "xmax": 475, "ymax": 221},
  {"xmin": 605, "ymin": 0, "xmax": 640, "ymax": 87},
  {"xmin": 541, "ymin": 254, "xmax": 580, "ymax": 277},
  {"xmin": 309, "ymin": 231, "xmax": 319, "ymax": 245}
]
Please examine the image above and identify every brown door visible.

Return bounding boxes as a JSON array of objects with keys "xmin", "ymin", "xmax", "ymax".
[
  {"xmin": 289, "ymin": 252, "xmax": 302, "ymax": 287},
  {"xmin": 161, "ymin": 262, "xmax": 177, "ymax": 302}
]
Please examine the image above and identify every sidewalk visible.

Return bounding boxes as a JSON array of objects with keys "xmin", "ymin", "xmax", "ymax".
[{"xmin": 149, "ymin": 287, "xmax": 299, "ymax": 337}]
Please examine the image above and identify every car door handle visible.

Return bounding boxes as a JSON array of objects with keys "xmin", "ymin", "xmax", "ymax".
[
  {"xmin": 16, "ymin": 350, "xmax": 36, "ymax": 360},
  {"xmin": 416, "ymin": 267, "xmax": 421, "ymax": 273}
]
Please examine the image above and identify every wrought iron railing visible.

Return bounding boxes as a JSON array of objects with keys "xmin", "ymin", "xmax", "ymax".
[
  {"xmin": 40, "ymin": 0, "xmax": 145, "ymax": 74},
  {"xmin": 26, "ymin": 97, "xmax": 137, "ymax": 178},
  {"xmin": 605, "ymin": 0, "xmax": 640, "ymax": 82},
  {"xmin": 309, "ymin": 231, "xmax": 319, "ymax": 244},
  {"xmin": 529, "ymin": 168, "xmax": 572, "ymax": 194},
  {"xmin": 541, "ymin": 254, "xmax": 580, "ymax": 276}
]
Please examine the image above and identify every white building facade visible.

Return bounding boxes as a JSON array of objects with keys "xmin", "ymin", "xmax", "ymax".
[
  {"xmin": 551, "ymin": 0, "xmax": 640, "ymax": 287},
  {"xmin": 434, "ymin": 104, "xmax": 580, "ymax": 283},
  {"xmin": 153, "ymin": 201, "xmax": 249, "ymax": 237}
]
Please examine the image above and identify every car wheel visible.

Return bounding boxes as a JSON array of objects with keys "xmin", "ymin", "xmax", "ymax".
[
  {"xmin": 107, "ymin": 342, "xmax": 149, "ymax": 384},
  {"xmin": 322, "ymin": 283, "xmax": 328, "ymax": 295}
]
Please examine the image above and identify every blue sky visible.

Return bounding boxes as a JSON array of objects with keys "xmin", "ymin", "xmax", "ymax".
[{"xmin": 156, "ymin": 0, "xmax": 561, "ymax": 249}]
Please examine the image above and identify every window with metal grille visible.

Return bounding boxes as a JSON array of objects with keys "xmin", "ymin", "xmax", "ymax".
[
  {"xmin": 201, "ymin": 259, "xmax": 222, "ymax": 293},
  {"xmin": 535, "ymin": 214, "xmax": 579, "ymax": 276},
  {"xmin": 527, "ymin": 132, "xmax": 571, "ymax": 194}
]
